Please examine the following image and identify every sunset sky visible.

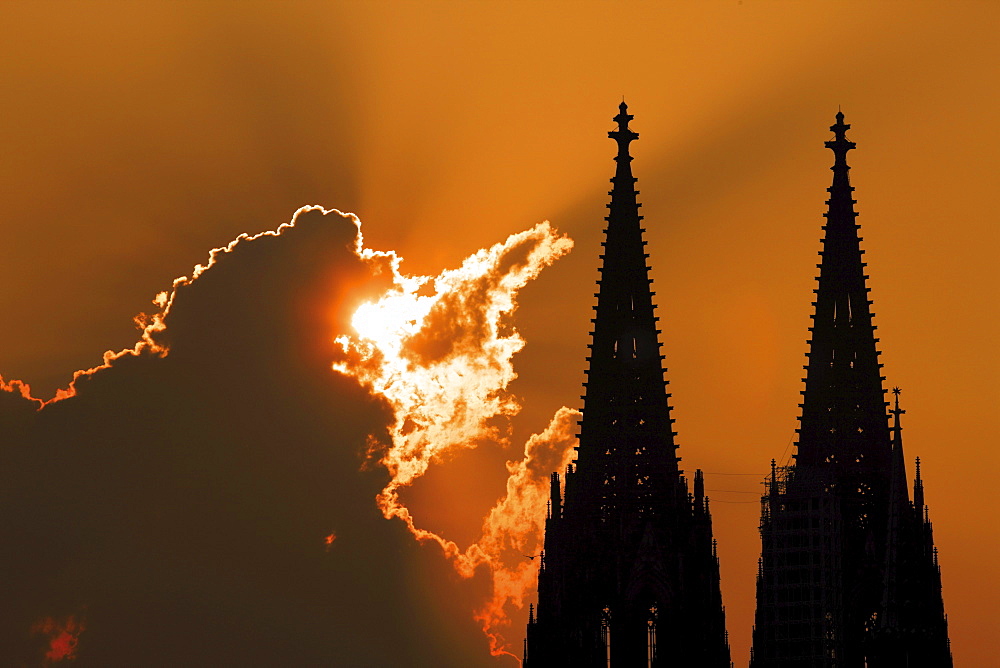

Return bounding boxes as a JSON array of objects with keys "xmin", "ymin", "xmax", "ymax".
[{"xmin": 1, "ymin": 1, "xmax": 997, "ymax": 665}]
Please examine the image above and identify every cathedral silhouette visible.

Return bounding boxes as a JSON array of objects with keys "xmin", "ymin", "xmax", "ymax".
[
  {"xmin": 750, "ymin": 112, "xmax": 952, "ymax": 667},
  {"xmin": 524, "ymin": 103, "xmax": 731, "ymax": 666},
  {"xmin": 525, "ymin": 106, "xmax": 951, "ymax": 667}
]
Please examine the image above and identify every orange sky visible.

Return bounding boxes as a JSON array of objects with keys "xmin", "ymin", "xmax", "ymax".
[{"xmin": 1, "ymin": 1, "xmax": 997, "ymax": 665}]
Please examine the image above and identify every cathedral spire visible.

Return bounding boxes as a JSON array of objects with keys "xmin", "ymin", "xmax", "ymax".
[
  {"xmin": 796, "ymin": 111, "xmax": 889, "ymax": 470},
  {"xmin": 576, "ymin": 101, "xmax": 678, "ymax": 518},
  {"xmin": 889, "ymin": 387, "xmax": 909, "ymax": 506},
  {"xmin": 753, "ymin": 113, "xmax": 952, "ymax": 668},
  {"xmin": 872, "ymin": 392, "xmax": 953, "ymax": 666},
  {"xmin": 527, "ymin": 103, "xmax": 730, "ymax": 668},
  {"xmin": 881, "ymin": 387, "xmax": 909, "ymax": 629}
]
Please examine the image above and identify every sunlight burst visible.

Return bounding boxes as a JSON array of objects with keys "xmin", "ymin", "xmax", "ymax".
[{"xmin": 335, "ymin": 221, "xmax": 577, "ymax": 658}]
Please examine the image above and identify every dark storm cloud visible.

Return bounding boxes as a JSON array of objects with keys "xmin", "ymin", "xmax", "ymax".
[{"xmin": 0, "ymin": 208, "xmax": 490, "ymax": 665}]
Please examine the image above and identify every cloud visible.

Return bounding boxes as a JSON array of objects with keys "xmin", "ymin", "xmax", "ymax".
[
  {"xmin": 470, "ymin": 406, "xmax": 580, "ymax": 658},
  {"xmin": 0, "ymin": 207, "xmax": 500, "ymax": 665},
  {"xmin": 333, "ymin": 222, "xmax": 576, "ymax": 658},
  {"xmin": 336, "ymin": 222, "xmax": 572, "ymax": 513}
]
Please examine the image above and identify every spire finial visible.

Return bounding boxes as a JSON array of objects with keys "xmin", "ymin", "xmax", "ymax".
[
  {"xmin": 826, "ymin": 110, "xmax": 855, "ymax": 167},
  {"xmin": 610, "ymin": 101, "xmax": 638, "ymax": 155},
  {"xmin": 891, "ymin": 387, "xmax": 905, "ymax": 416}
]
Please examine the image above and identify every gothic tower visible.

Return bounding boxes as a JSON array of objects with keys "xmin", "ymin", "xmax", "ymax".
[
  {"xmin": 750, "ymin": 113, "xmax": 952, "ymax": 667},
  {"xmin": 524, "ymin": 103, "xmax": 731, "ymax": 667}
]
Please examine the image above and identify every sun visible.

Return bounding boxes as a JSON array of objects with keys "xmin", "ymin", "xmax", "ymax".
[{"xmin": 349, "ymin": 276, "xmax": 432, "ymax": 356}]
